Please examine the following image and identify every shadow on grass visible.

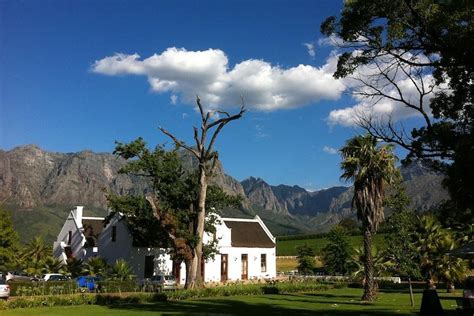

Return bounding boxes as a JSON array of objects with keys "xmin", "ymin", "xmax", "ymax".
[{"xmin": 97, "ymin": 294, "xmax": 417, "ymax": 315}]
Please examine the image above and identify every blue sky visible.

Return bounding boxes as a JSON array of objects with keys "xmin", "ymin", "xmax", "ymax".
[{"xmin": 0, "ymin": 0, "xmax": 423, "ymax": 190}]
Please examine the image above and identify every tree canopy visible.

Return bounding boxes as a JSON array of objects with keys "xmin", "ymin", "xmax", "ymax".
[{"xmin": 322, "ymin": 0, "xmax": 474, "ymax": 226}]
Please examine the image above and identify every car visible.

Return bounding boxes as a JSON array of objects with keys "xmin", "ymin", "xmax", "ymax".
[
  {"xmin": 6, "ymin": 271, "xmax": 32, "ymax": 282},
  {"xmin": 143, "ymin": 274, "xmax": 177, "ymax": 292},
  {"xmin": 42, "ymin": 273, "xmax": 66, "ymax": 281},
  {"xmin": 47, "ymin": 275, "xmax": 70, "ymax": 282},
  {"xmin": 0, "ymin": 280, "xmax": 10, "ymax": 300}
]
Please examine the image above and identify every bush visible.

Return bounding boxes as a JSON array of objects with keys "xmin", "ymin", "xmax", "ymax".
[
  {"xmin": 0, "ymin": 280, "xmax": 341, "ymax": 310},
  {"xmin": 8, "ymin": 280, "xmax": 140, "ymax": 296}
]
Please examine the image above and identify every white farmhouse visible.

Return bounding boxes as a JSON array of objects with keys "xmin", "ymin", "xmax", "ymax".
[{"xmin": 53, "ymin": 206, "xmax": 276, "ymax": 284}]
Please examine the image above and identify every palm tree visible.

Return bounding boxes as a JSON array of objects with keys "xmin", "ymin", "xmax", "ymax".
[
  {"xmin": 84, "ymin": 256, "xmax": 109, "ymax": 277},
  {"xmin": 40, "ymin": 256, "xmax": 66, "ymax": 274},
  {"xmin": 110, "ymin": 259, "xmax": 135, "ymax": 281},
  {"xmin": 415, "ymin": 215, "xmax": 467, "ymax": 291},
  {"xmin": 340, "ymin": 134, "xmax": 398, "ymax": 301}
]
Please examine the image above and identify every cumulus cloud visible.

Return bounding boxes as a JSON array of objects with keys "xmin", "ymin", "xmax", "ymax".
[
  {"xmin": 323, "ymin": 146, "xmax": 338, "ymax": 155},
  {"xmin": 92, "ymin": 47, "xmax": 344, "ymax": 111}
]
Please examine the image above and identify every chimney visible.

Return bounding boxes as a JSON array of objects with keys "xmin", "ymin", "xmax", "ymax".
[{"xmin": 73, "ymin": 206, "xmax": 84, "ymax": 227}]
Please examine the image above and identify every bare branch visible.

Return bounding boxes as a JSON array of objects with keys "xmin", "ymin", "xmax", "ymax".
[{"xmin": 158, "ymin": 126, "xmax": 200, "ymax": 158}]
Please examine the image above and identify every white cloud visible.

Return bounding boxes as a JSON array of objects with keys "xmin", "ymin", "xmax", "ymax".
[
  {"xmin": 327, "ymin": 53, "xmax": 440, "ymax": 126},
  {"xmin": 170, "ymin": 94, "xmax": 178, "ymax": 105},
  {"xmin": 303, "ymin": 43, "xmax": 315, "ymax": 57},
  {"xmin": 92, "ymin": 47, "xmax": 345, "ymax": 112},
  {"xmin": 323, "ymin": 146, "xmax": 338, "ymax": 155}
]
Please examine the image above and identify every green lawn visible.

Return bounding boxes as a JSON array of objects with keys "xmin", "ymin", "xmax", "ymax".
[
  {"xmin": 1, "ymin": 287, "xmax": 460, "ymax": 315},
  {"xmin": 277, "ymin": 234, "xmax": 387, "ymax": 256}
]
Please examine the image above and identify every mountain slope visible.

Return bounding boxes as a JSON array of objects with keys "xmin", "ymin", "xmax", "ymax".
[{"xmin": 0, "ymin": 145, "xmax": 448, "ymax": 242}]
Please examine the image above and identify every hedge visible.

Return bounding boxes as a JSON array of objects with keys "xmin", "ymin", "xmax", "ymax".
[
  {"xmin": 8, "ymin": 280, "xmax": 141, "ymax": 296},
  {"xmin": 0, "ymin": 280, "xmax": 340, "ymax": 310}
]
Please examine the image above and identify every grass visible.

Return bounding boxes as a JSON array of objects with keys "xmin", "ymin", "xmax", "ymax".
[
  {"xmin": 276, "ymin": 257, "xmax": 324, "ymax": 272},
  {"xmin": 1, "ymin": 287, "xmax": 460, "ymax": 315},
  {"xmin": 277, "ymin": 234, "xmax": 387, "ymax": 256},
  {"xmin": 276, "ymin": 257, "xmax": 298, "ymax": 272}
]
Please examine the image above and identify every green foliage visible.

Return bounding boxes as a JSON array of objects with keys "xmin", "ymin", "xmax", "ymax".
[
  {"xmin": 276, "ymin": 234, "xmax": 386, "ymax": 256},
  {"xmin": 0, "ymin": 280, "xmax": 336, "ymax": 311},
  {"xmin": 83, "ymin": 256, "xmax": 109, "ymax": 278},
  {"xmin": 383, "ymin": 185, "xmax": 421, "ymax": 280},
  {"xmin": 296, "ymin": 245, "xmax": 315, "ymax": 274},
  {"xmin": 65, "ymin": 258, "xmax": 85, "ymax": 278},
  {"xmin": 109, "ymin": 259, "xmax": 135, "ymax": 281},
  {"xmin": 322, "ymin": 226, "xmax": 352, "ymax": 275},
  {"xmin": 340, "ymin": 134, "xmax": 399, "ymax": 300},
  {"xmin": 348, "ymin": 246, "xmax": 388, "ymax": 281},
  {"xmin": 340, "ymin": 134, "xmax": 399, "ymax": 232},
  {"xmin": 414, "ymin": 215, "xmax": 467, "ymax": 284},
  {"xmin": 321, "ymin": 0, "xmax": 474, "ymax": 229},
  {"xmin": 0, "ymin": 207, "xmax": 20, "ymax": 271},
  {"xmin": 108, "ymin": 138, "xmax": 241, "ymax": 266},
  {"xmin": 18, "ymin": 236, "xmax": 55, "ymax": 276}
]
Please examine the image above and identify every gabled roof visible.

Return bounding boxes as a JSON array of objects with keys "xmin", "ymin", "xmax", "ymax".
[{"xmin": 223, "ymin": 219, "xmax": 275, "ymax": 248}]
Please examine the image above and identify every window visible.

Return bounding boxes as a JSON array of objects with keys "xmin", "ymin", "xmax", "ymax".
[
  {"xmin": 261, "ymin": 254, "xmax": 267, "ymax": 272},
  {"xmin": 68, "ymin": 231, "xmax": 72, "ymax": 244},
  {"xmin": 111, "ymin": 226, "xmax": 117, "ymax": 242}
]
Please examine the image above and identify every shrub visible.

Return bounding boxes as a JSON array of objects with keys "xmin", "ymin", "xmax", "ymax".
[{"xmin": 0, "ymin": 280, "xmax": 341, "ymax": 310}]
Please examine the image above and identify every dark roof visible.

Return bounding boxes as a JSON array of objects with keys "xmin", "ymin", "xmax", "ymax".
[
  {"xmin": 82, "ymin": 218, "xmax": 104, "ymax": 241},
  {"xmin": 223, "ymin": 220, "xmax": 275, "ymax": 248}
]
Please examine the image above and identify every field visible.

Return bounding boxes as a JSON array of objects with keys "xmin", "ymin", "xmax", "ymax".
[
  {"xmin": 1, "ymin": 287, "xmax": 459, "ymax": 315},
  {"xmin": 276, "ymin": 234, "xmax": 387, "ymax": 256}
]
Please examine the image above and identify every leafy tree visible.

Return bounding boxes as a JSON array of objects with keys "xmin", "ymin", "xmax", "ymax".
[
  {"xmin": 158, "ymin": 96, "xmax": 244, "ymax": 288},
  {"xmin": 0, "ymin": 208, "xmax": 20, "ymax": 271},
  {"xmin": 340, "ymin": 134, "xmax": 399, "ymax": 301},
  {"xmin": 415, "ymin": 215, "xmax": 467, "ymax": 290},
  {"xmin": 109, "ymin": 259, "xmax": 135, "ymax": 281},
  {"xmin": 322, "ymin": 226, "xmax": 352, "ymax": 275},
  {"xmin": 19, "ymin": 236, "xmax": 51, "ymax": 276},
  {"xmin": 107, "ymin": 138, "xmax": 241, "ymax": 288},
  {"xmin": 296, "ymin": 245, "xmax": 315, "ymax": 275},
  {"xmin": 321, "ymin": 0, "xmax": 474, "ymax": 229},
  {"xmin": 384, "ymin": 188, "xmax": 420, "ymax": 306}
]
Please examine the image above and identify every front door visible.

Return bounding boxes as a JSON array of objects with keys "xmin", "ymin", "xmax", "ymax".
[
  {"xmin": 241, "ymin": 254, "xmax": 248, "ymax": 280},
  {"xmin": 220, "ymin": 254, "xmax": 228, "ymax": 282},
  {"xmin": 144, "ymin": 255, "xmax": 154, "ymax": 278}
]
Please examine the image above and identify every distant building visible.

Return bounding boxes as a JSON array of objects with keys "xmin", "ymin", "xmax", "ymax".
[{"xmin": 53, "ymin": 206, "xmax": 276, "ymax": 283}]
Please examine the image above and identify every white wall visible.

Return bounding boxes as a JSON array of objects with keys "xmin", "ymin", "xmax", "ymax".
[
  {"xmin": 53, "ymin": 208, "xmax": 87, "ymax": 263},
  {"xmin": 55, "ymin": 210, "xmax": 276, "ymax": 283}
]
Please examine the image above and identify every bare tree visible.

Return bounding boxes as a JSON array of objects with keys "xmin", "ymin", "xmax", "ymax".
[{"xmin": 158, "ymin": 96, "xmax": 245, "ymax": 288}]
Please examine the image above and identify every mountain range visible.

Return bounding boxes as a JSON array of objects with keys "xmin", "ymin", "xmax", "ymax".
[{"xmin": 0, "ymin": 145, "xmax": 449, "ymax": 243}]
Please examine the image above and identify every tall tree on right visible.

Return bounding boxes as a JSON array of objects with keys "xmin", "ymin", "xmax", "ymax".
[
  {"xmin": 321, "ymin": 0, "xmax": 473, "ymax": 229},
  {"xmin": 340, "ymin": 134, "xmax": 398, "ymax": 301}
]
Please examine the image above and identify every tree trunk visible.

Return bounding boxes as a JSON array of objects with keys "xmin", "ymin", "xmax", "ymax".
[
  {"xmin": 408, "ymin": 276, "xmax": 414, "ymax": 307},
  {"xmin": 192, "ymin": 167, "xmax": 208, "ymax": 288},
  {"xmin": 184, "ymin": 255, "xmax": 199, "ymax": 289},
  {"xmin": 362, "ymin": 227, "xmax": 377, "ymax": 301}
]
